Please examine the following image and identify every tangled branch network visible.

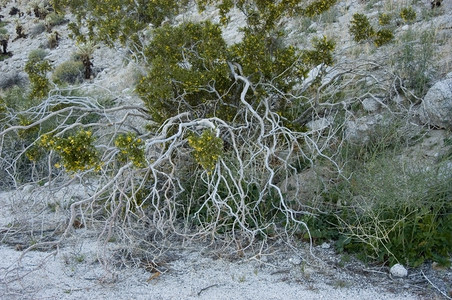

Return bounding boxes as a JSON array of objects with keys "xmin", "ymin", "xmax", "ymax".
[{"xmin": 0, "ymin": 58, "xmax": 403, "ymax": 265}]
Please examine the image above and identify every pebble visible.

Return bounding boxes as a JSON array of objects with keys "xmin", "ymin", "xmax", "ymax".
[
  {"xmin": 321, "ymin": 242, "xmax": 330, "ymax": 249},
  {"xmin": 390, "ymin": 263, "xmax": 408, "ymax": 277}
]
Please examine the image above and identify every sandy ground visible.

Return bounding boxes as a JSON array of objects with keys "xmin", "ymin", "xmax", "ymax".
[
  {"xmin": 0, "ymin": 242, "xmax": 420, "ymax": 300},
  {"xmin": 0, "ymin": 186, "xmax": 426, "ymax": 300}
]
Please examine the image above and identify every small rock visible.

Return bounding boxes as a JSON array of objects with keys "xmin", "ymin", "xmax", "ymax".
[
  {"xmin": 362, "ymin": 98, "xmax": 380, "ymax": 112},
  {"xmin": 420, "ymin": 73, "xmax": 452, "ymax": 130},
  {"xmin": 321, "ymin": 242, "xmax": 330, "ymax": 249},
  {"xmin": 21, "ymin": 184, "xmax": 34, "ymax": 194},
  {"xmin": 390, "ymin": 263, "xmax": 408, "ymax": 277},
  {"xmin": 307, "ymin": 117, "xmax": 331, "ymax": 131}
]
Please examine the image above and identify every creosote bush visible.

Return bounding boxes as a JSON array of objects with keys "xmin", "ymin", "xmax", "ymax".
[
  {"xmin": 39, "ymin": 130, "xmax": 101, "ymax": 172},
  {"xmin": 378, "ymin": 13, "xmax": 391, "ymax": 26},
  {"xmin": 187, "ymin": 129, "xmax": 223, "ymax": 172},
  {"xmin": 136, "ymin": 21, "xmax": 231, "ymax": 124},
  {"xmin": 374, "ymin": 28, "xmax": 394, "ymax": 47},
  {"xmin": 303, "ymin": 35, "xmax": 336, "ymax": 66},
  {"xmin": 400, "ymin": 7, "xmax": 416, "ymax": 23},
  {"xmin": 25, "ymin": 49, "xmax": 52, "ymax": 99},
  {"xmin": 349, "ymin": 12, "xmax": 397, "ymax": 48},
  {"xmin": 114, "ymin": 133, "xmax": 145, "ymax": 168},
  {"xmin": 2, "ymin": 0, "xmax": 448, "ymax": 272},
  {"xmin": 349, "ymin": 13, "xmax": 375, "ymax": 42}
]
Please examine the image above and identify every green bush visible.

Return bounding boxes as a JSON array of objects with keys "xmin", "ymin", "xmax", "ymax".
[
  {"xmin": 374, "ymin": 29, "xmax": 394, "ymax": 47},
  {"xmin": 54, "ymin": 0, "xmax": 189, "ymax": 45},
  {"xmin": 378, "ymin": 13, "xmax": 391, "ymax": 26},
  {"xmin": 29, "ymin": 22, "xmax": 46, "ymax": 37},
  {"xmin": 28, "ymin": 48, "xmax": 48, "ymax": 61},
  {"xmin": 136, "ymin": 21, "xmax": 231, "ymax": 124},
  {"xmin": 39, "ymin": 130, "xmax": 101, "ymax": 173},
  {"xmin": 303, "ymin": 0, "xmax": 338, "ymax": 17},
  {"xmin": 136, "ymin": 20, "xmax": 315, "ymax": 128},
  {"xmin": 303, "ymin": 35, "xmax": 336, "ymax": 66},
  {"xmin": 44, "ymin": 12, "xmax": 67, "ymax": 28},
  {"xmin": 394, "ymin": 29, "xmax": 437, "ymax": 97},
  {"xmin": 400, "ymin": 7, "xmax": 416, "ymax": 23},
  {"xmin": 333, "ymin": 157, "xmax": 452, "ymax": 267},
  {"xmin": 114, "ymin": 133, "xmax": 145, "ymax": 168},
  {"xmin": 349, "ymin": 13, "xmax": 375, "ymax": 42},
  {"xmin": 25, "ymin": 49, "xmax": 52, "ymax": 99},
  {"xmin": 188, "ymin": 129, "xmax": 223, "ymax": 173},
  {"xmin": 52, "ymin": 60, "xmax": 84, "ymax": 85}
]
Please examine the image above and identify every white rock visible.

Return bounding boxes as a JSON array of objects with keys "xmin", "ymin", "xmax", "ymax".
[
  {"xmin": 321, "ymin": 242, "xmax": 330, "ymax": 249},
  {"xmin": 345, "ymin": 114, "xmax": 385, "ymax": 143},
  {"xmin": 390, "ymin": 263, "xmax": 408, "ymax": 277},
  {"xmin": 21, "ymin": 184, "xmax": 34, "ymax": 194},
  {"xmin": 362, "ymin": 98, "xmax": 380, "ymax": 112},
  {"xmin": 307, "ymin": 117, "xmax": 331, "ymax": 131},
  {"xmin": 420, "ymin": 73, "xmax": 452, "ymax": 130}
]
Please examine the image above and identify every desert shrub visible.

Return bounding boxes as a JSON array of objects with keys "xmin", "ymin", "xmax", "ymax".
[
  {"xmin": 114, "ymin": 133, "xmax": 145, "ymax": 168},
  {"xmin": 307, "ymin": 118, "xmax": 452, "ymax": 267},
  {"xmin": 136, "ymin": 21, "xmax": 231, "ymax": 124},
  {"xmin": 54, "ymin": 0, "xmax": 189, "ymax": 45},
  {"xmin": 303, "ymin": 35, "xmax": 336, "ymax": 66},
  {"xmin": 378, "ymin": 13, "xmax": 391, "ymax": 26},
  {"xmin": 400, "ymin": 7, "xmax": 416, "ymax": 23},
  {"xmin": 6, "ymin": 0, "xmax": 346, "ymax": 259},
  {"xmin": 25, "ymin": 49, "xmax": 52, "ymax": 99},
  {"xmin": 349, "ymin": 13, "xmax": 375, "ymax": 42},
  {"xmin": 0, "ymin": 28, "xmax": 9, "ymax": 55},
  {"xmin": 29, "ymin": 22, "xmax": 46, "ymax": 37},
  {"xmin": 136, "ymin": 20, "xmax": 318, "ymax": 127},
  {"xmin": 39, "ymin": 130, "xmax": 101, "ymax": 173},
  {"xmin": 374, "ymin": 28, "xmax": 394, "ymax": 47},
  {"xmin": 332, "ymin": 156, "xmax": 452, "ymax": 267},
  {"xmin": 350, "ymin": 13, "xmax": 396, "ymax": 48},
  {"xmin": 197, "ymin": 0, "xmax": 332, "ymax": 32},
  {"xmin": 47, "ymin": 31, "xmax": 59, "ymax": 48},
  {"xmin": 0, "ymin": 72, "xmax": 27, "ymax": 90},
  {"xmin": 303, "ymin": 0, "xmax": 338, "ymax": 17},
  {"xmin": 28, "ymin": 48, "xmax": 48, "ymax": 60},
  {"xmin": 0, "ymin": 86, "xmax": 32, "ymax": 110},
  {"xmin": 44, "ymin": 12, "xmax": 66, "ymax": 29},
  {"xmin": 188, "ymin": 129, "xmax": 223, "ymax": 173},
  {"xmin": 394, "ymin": 29, "xmax": 437, "ymax": 97},
  {"xmin": 52, "ymin": 60, "xmax": 84, "ymax": 85}
]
